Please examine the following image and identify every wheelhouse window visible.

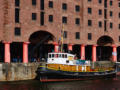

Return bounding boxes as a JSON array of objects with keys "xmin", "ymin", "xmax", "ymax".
[
  {"xmin": 62, "ymin": 54, "xmax": 65, "ymax": 58},
  {"xmin": 52, "ymin": 54, "xmax": 54, "ymax": 58},
  {"xmin": 65, "ymin": 54, "xmax": 67, "ymax": 58},
  {"xmin": 49, "ymin": 54, "xmax": 52, "ymax": 58},
  {"xmin": 58, "ymin": 54, "xmax": 62, "ymax": 58}
]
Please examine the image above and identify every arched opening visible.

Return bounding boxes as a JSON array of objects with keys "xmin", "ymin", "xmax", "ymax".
[
  {"xmin": 97, "ymin": 36, "xmax": 114, "ymax": 46},
  {"xmin": 29, "ymin": 31, "xmax": 55, "ymax": 62},
  {"xmin": 97, "ymin": 36, "xmax": 114, "ymax": 61}
]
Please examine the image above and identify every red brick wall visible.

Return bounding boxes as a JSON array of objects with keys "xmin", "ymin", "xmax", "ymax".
[{"xmin": 0, "ymin": 0, "xmax": 120, "ymax": 46}]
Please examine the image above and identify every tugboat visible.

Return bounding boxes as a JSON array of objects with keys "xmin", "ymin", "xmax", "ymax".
[
  {"xmin": 36, "ymin": 25, "xmax": 117, "ymax": 82},
  {"xmin": 36, "ymin": 52, "xmax": 116, "ymax": 82}
]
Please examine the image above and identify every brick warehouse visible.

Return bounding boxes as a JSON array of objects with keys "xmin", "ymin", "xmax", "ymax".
[{"xmin": 0, "ymin": 0, "xmax": 120, "ymax": 63}]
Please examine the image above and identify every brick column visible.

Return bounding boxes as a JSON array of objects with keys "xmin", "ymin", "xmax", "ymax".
[
  {"xmin": 4, "ymin": 42, "xmax": 11, "ymax": 63},
  {"xmin": 112, "ymin": 45, "xmax": 117, "ymax": 62},
  {"xmin": 81, "ymin": 44, "xmax": 85, "ymax": 60},
  {"xmin": 92, "ymin": 45, "xmax": 97, "ymax": 62},
  {"xmin": 53, "ymin": 42, "xmax": 59, "ymax": 52},
  {"xmin": 23, "ymin": 42, "xmax": 29, "ymax": 63}
]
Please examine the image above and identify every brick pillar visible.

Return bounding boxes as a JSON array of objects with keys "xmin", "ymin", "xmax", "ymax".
[
  {"xmin": 81, "ymin": 45, "xmax": 85, "ymax": 60},
  {"xmin": 53, "ymin": 42, "xmax": 59, "ymax": 52},
  {"xmin": 92, "ymin": 45, "xmax": 97, "ymax": 62},
  {"xmin": 112, "ymin": 45, "xmax": 117, "ymax": 62},
  {"xmin": 23, "ymin": 42, "xmax": 29, "ymax": 63},
  {"xmin": 4, "ymin": 42, "xmax": 11, "ymax": 63},
  {"xmin": 68, "ymin": 44, "xmax": 73, "ymax": 51}
]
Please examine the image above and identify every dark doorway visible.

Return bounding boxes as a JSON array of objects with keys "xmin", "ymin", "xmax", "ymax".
[
  {"xmin": 10, "ymin": 42, "xmax": 23, "ymax": 62},
  {"xmin": 85, "ymin": 45, "xmax": 92, "ymax": 61},
  {"xmin": 97, "ymin": 46, "xmax": 112, "ymax": 61},
  {"xmin": 63, "ymin": 44, "xmax": 68, "ymax": 53},
  {"xmin": 72, "ymin": 45, "xmax": 80, "ymax": 59},
  {"xmin": 97, "ymin": 36, "xmax": 114, "ymax": 61},
  {"xmin": 0, "ymin": 43, "xmax": 4, "ymax": 62},
  {"xmin": 117, "ymin": 47, "xmax": 120, "ymax": 62}
]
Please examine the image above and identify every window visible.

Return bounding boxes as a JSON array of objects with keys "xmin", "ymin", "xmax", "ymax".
[
  {"xmin": 104, "ymin": 20, "xmax": 107, "ymax": 31},
  {"xmin": 110, "ymin": 22, "xmax": 113, "ymax": 29},
  {"xmin": 63, "ymin": 31, "xmax": 67, "ymax": 38},
  {"xmin": 104, "ymin": 0, "xmax": 107, "ymax": 8},
  {"xmin": 75, "ymin": 32, "xmax": 80, "ymax": 39},
  {"xmin": 98, "ymin": 21, "xmax": 102, "ymax": 27},
  {"xmin": 75, "ymin": 18, "xmax": 80, "ymax": 25},
  {"xmin": 32, "ymin": 0, "xmax": 36, "ymax": 6},
  {"xmin": 32, "ymin": 13, "xmax": 36, "ymax": 20},
  {"xmin": 15, "ymin": 27, "xmax": 21, "ymax": 36},
  {"xmin": 52, "ymin": 54, "xmax": 54, "ymax": 58},
  {"xmin": 62, "ymin": 3, "xmax": 67, "ymax": 10},
  {"xmin": 62, "ymin": 17, "xmax": 67, "ymax": 24},
  {"xmin": 88, "ymin": 20, "xmax": 92, "ymax": 26},
  {"xmin": 49, "ymin": 15, "xmax": 53, "ymax": 22},
  {"xmin": 88, "ymin": 8, "xmax": 92, "ymax": 14},
  {"xmin": 40, "ymin": 12, "xmax": 44, "ymax": 25},
  {"xmin": 15, "ymin": 0, "xmax": 20, "ymax": 7},
  {"xmin": 110, "ymin": 1, "xmax": 112, "ymax": 6},
  {"xmin": 119, "ymin": 36, "xmax": 120, "ymax": 42},
  {"xmin": 104, "ymin": 9, "xmax": 107, "ymax": 19},
  {"xmin": 66, "ymin": 60, "xmax": 69, "ymax": 63},
  {"xmin": 99, "ymin": 9, "xmax": 102, "ymax": 15},
  {"xmin": 49, "ymin": 54, "xmax": 51, "ymax": 58},
  {"xmin": 119, "ymin": 13, "xmax": 120, "ymax": 18},
  {"xmin": 88, "ymin": 33, "xmax": 92, "ymax": 40},
  {"xmin": 49, "ymin": 1, "xmax": 53, "ymax": 8},
  {"xmin": 75, "ymin": 5, "xmax": 80, "ymax": 12},
  {"xmin": 40, "ymin": 0, "xmax": 44, "ymax": 10},
  {"xmin": 119, "ymin": 2, "xmax": 120, "ymax": 7},
  {"xmin": 88, "ymin": 0, "xmax": 92, "ymax": 2},
  {"xmin": 110, "ymin": 11, "xmax": 113, "ymax": 17},
  {"xmin": 98, "ymin": 0, "xmax": 102, "ymax": 4},
  {"xmin": 119, "ymin": 24, "xmax": 120, "ymax": 29},
  {"xmin": 15, "ymin": 8, "xmax": 20, "ymax": 23}
]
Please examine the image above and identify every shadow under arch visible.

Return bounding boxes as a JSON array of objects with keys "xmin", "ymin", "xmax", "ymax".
[
  {"xmin": 28, "ymin": 30, "xmax": 55, "ymax": 62},
  {"xmin": 97, "ymin": 35, "xmax": 114, "ymax": 46},
  {"xmin": 29, "ymin": 30, "xmax": 55, "ymax": 44},
  {"xmin": 97, "ymin": 36, "xmax": 114, "ymax": 61}
]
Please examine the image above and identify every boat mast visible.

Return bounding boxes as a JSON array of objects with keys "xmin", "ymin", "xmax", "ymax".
[{"xmin": 61, "ymin": 24, "xmax": 64, "ymax": 52}]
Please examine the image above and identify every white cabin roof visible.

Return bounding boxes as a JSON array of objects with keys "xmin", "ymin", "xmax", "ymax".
[{"xmin": 48, "ymin": 52, "xmax": 74, "ymax": 57}]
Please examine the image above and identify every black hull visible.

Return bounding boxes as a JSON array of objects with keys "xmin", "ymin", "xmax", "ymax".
[{"xmin": 36, "ymin": 67, "xmax": 116, "ymax": 82}]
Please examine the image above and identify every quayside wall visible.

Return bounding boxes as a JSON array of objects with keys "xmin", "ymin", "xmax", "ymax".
[
  {"xmin": 0, "ymin": 63, "xmax": 42, "ymax": 81},
  {"xmin": 0, "ymin": 61, "xmax": 115, "ymax": 81}
]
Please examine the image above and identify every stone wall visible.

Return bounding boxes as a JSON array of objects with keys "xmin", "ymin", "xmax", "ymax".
[{"xmin": 0, "ymin": 63, "xmax": 42, "ymax": 81}]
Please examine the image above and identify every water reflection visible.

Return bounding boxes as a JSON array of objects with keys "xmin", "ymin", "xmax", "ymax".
[{"xmin": 0, "ymin": 78, "xmax": 120, "ymax": 90}]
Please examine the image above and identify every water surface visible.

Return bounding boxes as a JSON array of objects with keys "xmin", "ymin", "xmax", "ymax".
[{"xmin": 0, "ymin": 77, "xmax": 120, "ymax": 90}]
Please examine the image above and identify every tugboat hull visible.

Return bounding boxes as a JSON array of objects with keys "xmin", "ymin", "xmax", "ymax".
[{"xmin": 36, "ymin": 67, "xmax": 116, "ymax": 82}]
